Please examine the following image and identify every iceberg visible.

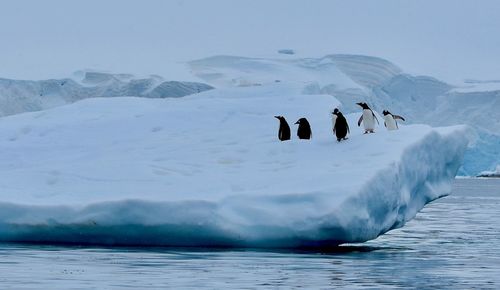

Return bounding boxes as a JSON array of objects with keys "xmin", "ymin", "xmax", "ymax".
[{"xmin": 0, "ymin": 84, "xmax": 468, "ymax": 247}]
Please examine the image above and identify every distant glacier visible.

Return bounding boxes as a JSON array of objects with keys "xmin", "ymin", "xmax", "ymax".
[{"xmin": 0, "ymin": 71, "xmax": 213, "ymax": 117}]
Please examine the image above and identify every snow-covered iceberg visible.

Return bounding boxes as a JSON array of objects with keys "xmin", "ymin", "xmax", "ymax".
[{"xmin": 0, "ymin": 84, "xmax": 468, "ymax": 247}]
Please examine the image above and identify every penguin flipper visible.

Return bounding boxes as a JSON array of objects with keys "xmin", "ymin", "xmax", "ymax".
[
  {"xmin": 394, "ymin": 115, "xmax": 406, "ymax": 121},
  {"xmin": 384, "ymin": 121, "xmax": 387, "ymax": 128},
  {"xmin": 347, "ymin": 122, "xmax": 350, "ymax": 134},
  {"xmin": 357, "ymin": 115, "xmax": 363, "ymax": 127}
]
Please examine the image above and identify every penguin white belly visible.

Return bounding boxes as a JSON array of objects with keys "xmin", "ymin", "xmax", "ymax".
[
  {"xmin": 362, "ymin": 109, "xmax": 375, "ymax": 130},
  {"xmin": 384, "ymin": 115, "xmax": 398, "ymax": 130},
  {"xmin": 331, "ymin": 114, "xmax": 338, "ymax": 131}
]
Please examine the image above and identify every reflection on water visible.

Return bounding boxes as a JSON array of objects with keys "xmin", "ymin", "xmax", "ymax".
[{"xmin": 0, "ymin": 178, "xmax": 499, "ymax": 289}]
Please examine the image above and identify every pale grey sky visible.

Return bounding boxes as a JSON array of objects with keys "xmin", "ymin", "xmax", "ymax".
[{"xmin": 1, "ymin": 0, "xmax": 499, "ymax": 83}]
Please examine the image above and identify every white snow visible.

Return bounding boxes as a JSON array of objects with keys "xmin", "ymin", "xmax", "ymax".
[{"xmin": 0, "ymin": 84, "xmax": 469, "ymax": 247}]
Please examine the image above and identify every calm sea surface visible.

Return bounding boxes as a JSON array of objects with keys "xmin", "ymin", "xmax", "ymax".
[{"xmin": 0, "ymin": 178, "xmax": 499, "ymax": 289}]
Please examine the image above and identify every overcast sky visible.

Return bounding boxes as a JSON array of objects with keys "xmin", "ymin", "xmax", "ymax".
[{"xmin": 1, "ymin": 0, "xmax": 499, "ymax": 83}]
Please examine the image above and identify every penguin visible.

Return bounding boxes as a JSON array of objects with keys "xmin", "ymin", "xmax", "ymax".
[
  {"xmin": 356, "ymin": 102, "xmax": 379, "ymax": 134},
  {"xmin": 274, "ymin": 115, "xmax": 291, "ymax": 141},
  {"xmin": 294, "ymin": 118, "xmax": 312, "ymax": 139},
  {"xmin": 332, "ymin": 108, "xmax": 350, "ymax": 142},
  {"xmin": 382, "ymin": 110, "xmax": 405, "ymax": 130}
]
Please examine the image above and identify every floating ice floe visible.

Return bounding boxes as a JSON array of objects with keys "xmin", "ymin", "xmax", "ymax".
[{"xmin": 0, "ymin": 84, "xmax": 469, "ymax": 247}]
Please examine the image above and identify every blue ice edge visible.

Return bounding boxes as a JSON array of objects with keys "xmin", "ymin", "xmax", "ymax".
[{"xmin": 0, "ymin": 126, "xmax": 469, "ymax": 248}]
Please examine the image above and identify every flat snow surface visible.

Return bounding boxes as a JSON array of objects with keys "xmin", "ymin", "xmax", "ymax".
[{"xmin": 0, "ymin": 83, "xmax": 468, "ymax": 247}]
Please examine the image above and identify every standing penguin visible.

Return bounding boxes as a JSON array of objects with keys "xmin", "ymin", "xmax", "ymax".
[
  {"xmin": 274, "ymin": 115, "xmax": 291, "ymax": 141},
  {"xmin": 332, "ymin": 108, "xmax": 350, "ymax": 142},
  {"xmin": 294, "ymin": 118, "xmax": 312, "ymax": 139},
  {"xmin": 382, "ymin": 110, "xmax": 405, "ymax": 130},
  {"xmin": 356, "ymin": 102, "xmax": 379, "ymax": 134}
]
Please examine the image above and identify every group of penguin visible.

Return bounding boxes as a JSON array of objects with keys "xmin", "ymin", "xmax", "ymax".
[{"xmin": 274, "ymin": 102, "xmax": 406, "ymax": 142}]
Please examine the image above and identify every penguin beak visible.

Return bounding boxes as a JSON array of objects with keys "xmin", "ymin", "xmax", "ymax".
[
  {"xmin": 356, "ymin": 102, "xmax": 363, "ymax": 107},
  {"xmin": 294, "ymin": 120, "xmax": 300, "ymax": 124},
  {"xmin": 274, "ymin": 116, "xmax": 280, "ymax": 119}
]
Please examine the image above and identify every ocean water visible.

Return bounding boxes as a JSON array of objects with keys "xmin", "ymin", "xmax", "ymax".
[{"xmin": 0, "ymin": 178, "xmax": 499, "ymax": 289}]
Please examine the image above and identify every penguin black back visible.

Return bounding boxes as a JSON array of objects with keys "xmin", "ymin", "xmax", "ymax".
[
  {"xmin": 274, "ymin": 115, "xmax": 291, "ymax": 141},
  {"xmin": 332, "ymin": 109, "xmax": 349, "ymax": 141},
  {"xmin": 294, "ymin": 118, "xmax": 312, "ymax": 139}
]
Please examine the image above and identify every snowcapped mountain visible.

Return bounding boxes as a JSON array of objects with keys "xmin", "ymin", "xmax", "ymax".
[
  {"xmin": 0, "ymin": 84, "xmax": 468, "ymax": 247},
  {"xmin": 0, "ymin": 71, "xmax": 213, "ymax": 117},
  {"xmin": 189, "ymin": 54, "xmax": 500, "ymax": 175}
]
